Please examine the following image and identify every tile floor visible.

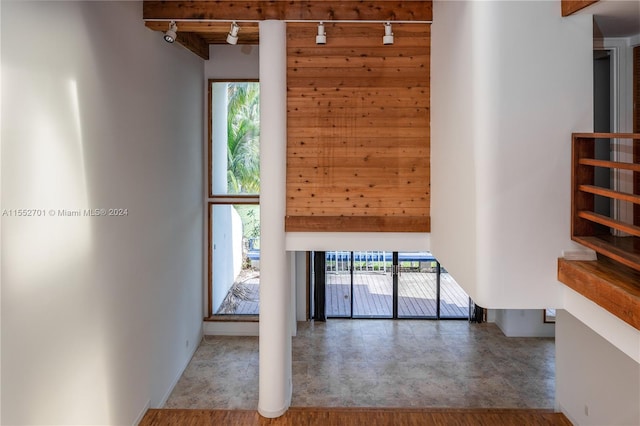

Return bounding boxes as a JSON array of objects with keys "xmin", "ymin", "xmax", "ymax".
[{"xmin": 165, "ymin": 320, "xmax": 555, "ymax": 410}]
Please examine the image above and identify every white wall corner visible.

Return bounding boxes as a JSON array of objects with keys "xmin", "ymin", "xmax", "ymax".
[
  {"xmin": 204, "ymin": 321, "xmax": 259, "ymax": 336},
  {"xmin": 133, "ymin": 400, "xmax": 151, "ymax": 426},
  {"xmin": 154, "ymin": 331, "xmax": 202, "ymax": 409},
  {"xmin": 494, "ymin": 309, "xmax": 556, "ymax": 338},
  {"xmin": 556, "ymin": 309, "xmax": 640, "ymax": 425}
]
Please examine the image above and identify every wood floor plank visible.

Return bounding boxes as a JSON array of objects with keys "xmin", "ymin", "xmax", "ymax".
[{"xmin": 140, "ymin": 407, "xmax": 573, "ymax": 426}]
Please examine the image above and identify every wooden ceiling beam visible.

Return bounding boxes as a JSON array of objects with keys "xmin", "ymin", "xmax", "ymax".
[
  {"xmin": 177, "ymin": 32, "xmax": 210, "ymax": 59},
  {"xmin": 561, "ymin": 0, "xmax": 598, "ymax": 17},
  {"xmin": 145, "ymin": 21, "xmax": 259, "ymax": 33},
  {"xmin": 143, "ymin": 1, "xmax": 432, "ymax": 22},
  {"xmin": 146, "ymin": 21, "xmax": 260, "ymax": 45}
]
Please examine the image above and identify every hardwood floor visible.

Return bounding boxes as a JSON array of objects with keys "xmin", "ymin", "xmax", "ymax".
[{"xmin": 140, "ymin": 407, "xmax": 573, "ymax": 426}]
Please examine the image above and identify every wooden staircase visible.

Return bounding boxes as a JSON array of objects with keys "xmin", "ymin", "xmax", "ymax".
[
  {"xmin": 572, "ymin": 133, "xmax": 640, "ymax": 272},
  {"xmin": 559, "ymin": 133, "xmax": 640, "ymax": 331}
]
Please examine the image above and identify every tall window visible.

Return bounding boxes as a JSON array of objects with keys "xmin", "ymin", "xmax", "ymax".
[{"xmin": 207, "ymin": 80, "xmax": 260, "ymax": 317}]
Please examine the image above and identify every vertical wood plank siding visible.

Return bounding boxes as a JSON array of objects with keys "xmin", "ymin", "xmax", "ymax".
[{"xmin": 285, "ymin": 23, "xmax": 431, "ymax": 232}]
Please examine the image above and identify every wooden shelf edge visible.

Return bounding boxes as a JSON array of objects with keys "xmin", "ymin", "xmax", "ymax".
[
  {"xmin": 572, "ymin": 132, "xmax": 640, "ymax": 139},
  {"xmin": 558, "ymin": 257, "xmax": 640, "ymax": 330}
]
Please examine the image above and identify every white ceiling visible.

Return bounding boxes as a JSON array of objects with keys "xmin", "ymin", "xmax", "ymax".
[{"xmin": 583, "ymin": 0, "xmax": 640, "ymax": 38}]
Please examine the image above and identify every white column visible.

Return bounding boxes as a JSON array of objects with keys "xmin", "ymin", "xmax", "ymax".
[{"xmin": 258, "ymin": 20, "xmax": 291, "ymax": 418}]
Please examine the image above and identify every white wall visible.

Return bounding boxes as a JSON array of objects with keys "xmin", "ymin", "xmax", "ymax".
[
  {"xmin": 206, "ymin": 45, "xmax": 260, "ymax": 79},
  {"xmin": 556, "ymin": 310, "xmax": 640, "ymax": 425},
  {"xmin": 563, "ymin": 285, "xmax": 640, "ymax": 364},
  {"xmin": 211, "ymin": 205, "xmax": 243, "ymax": 313},
  {"xmin": 0, "ymin": 0, "xmax": 4, "ymax": 421},
  {"xmin": 430, "ymin": 0, "xmax": 479, "ymax": 301},
  {"xmin": 1, "ymin": 2, "xmax": 203, "ymax": 424},
  {"xmin": 494, "ymin": 309, "xmax": 555, "ymax": 337},
  {"xmin": 286, "ymin": 232, "xmax": 430, "ymax": 252},
  {"xmin": 431, "ymin": 1, "xmax": 593, "ymax": 308}
]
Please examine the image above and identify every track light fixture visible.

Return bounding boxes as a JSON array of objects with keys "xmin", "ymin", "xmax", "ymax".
[
  {"xmin": 164, "ymin": 21, "xmax": 178, "ymax": 43},
  {"xmin": 383, "ymin": 22, "xmax": 394, "ymax": 45},
  {"xmin": 227, "ymin": 22, "xmax": 240, "ymax": 45},
  {"xmin": 316, "ymin": 22, "xmax": 326, "ymax": 45}
]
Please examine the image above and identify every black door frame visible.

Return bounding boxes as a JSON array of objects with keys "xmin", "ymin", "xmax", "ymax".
[
  {"xmin": 312, "ymin": 251, "xmax": 465, "ymax": 320},
  {"xmin": 312, "ymin": 251, "xmax": 326, "ymax": 321}
]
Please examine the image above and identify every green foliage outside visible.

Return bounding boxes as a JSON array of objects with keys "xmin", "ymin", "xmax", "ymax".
[
  {"xmin": 235, "ymin": 205, "xmax": 260, "ymax": 244},
  {"xmin": 226, "ymin": 82, "xmax": 261, "ymax": 248},
  {"xmin": 227, "ymin": 82, "xmax": 260, "ymax": 194}
]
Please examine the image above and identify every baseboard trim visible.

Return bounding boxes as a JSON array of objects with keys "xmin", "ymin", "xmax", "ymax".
[
  {"xmin": 258, "ymin": 403, "xmax": 289, "ymax": 419},
  {"xmin": 156, "ymin": 327, "xmax": 203, "ymax": 408},
  {"xmin": 203, "ymin": 320, "xmax": 259, "ymax": 336},
  {"xmin": 556, "ymin": 403, "xmax": 579, "ymax": 426},
  {"xmin": 133, "ymin": 399, "xmax": 150, "ymax": 426}
]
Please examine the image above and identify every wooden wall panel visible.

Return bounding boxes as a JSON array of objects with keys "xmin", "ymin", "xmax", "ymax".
[
  {"xmin": 634, "ymin": 46, "xmax": 640, "ymax": 227},
  {"xmin": 286, "ymin": 23, "xmax": 430, "ymax": 232}
]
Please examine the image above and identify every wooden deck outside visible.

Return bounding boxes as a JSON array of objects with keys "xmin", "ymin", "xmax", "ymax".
[
  {"xmin": 215, "ymin": 279, "xmax": 259, "ymax": 315},
  {"xmin": 218, "ymin": 270, "xmax": 470, "ymax": 319},
  {"xmin": 327, "ymin": 271, "xmax": 470, "ymax": 318}
]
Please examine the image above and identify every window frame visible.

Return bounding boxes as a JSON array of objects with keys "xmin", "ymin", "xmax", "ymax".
[{"xmin": 206, "ymin": 79, "xmax": 260, "ymax": 320}]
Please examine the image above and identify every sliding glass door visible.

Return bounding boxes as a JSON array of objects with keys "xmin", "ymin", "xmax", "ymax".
[
  {"xmin": 319, "ymin": 251, "xmax": 469, "ymax": 320},
  {"xmin": 325, "ymin": 252, "xmax": 353, "ymax": 317},
  {"xmin": 397, "ymin": 252, "xmax": 438, "ymax": 318},
  {"xmin": 352, "ymin": 252, "xmax": 393, "ymax": 318},
  {"xmin": 325, "ymin": 251, "xmax": 393, "ymax": 318}
]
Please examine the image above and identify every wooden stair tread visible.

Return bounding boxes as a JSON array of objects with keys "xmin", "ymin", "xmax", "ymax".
[
  {"xmin": 573, "ymin": 235, "xmax": 640, "ymax": 273},
  {"xmin": 558, "ymin": 256, "xmax": 640, "ymax": 330}
]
